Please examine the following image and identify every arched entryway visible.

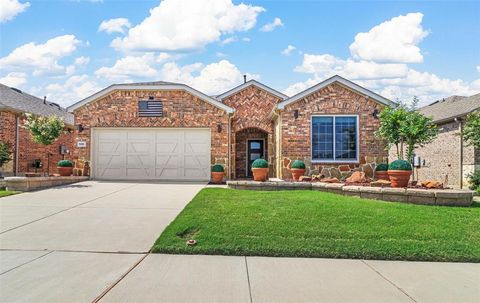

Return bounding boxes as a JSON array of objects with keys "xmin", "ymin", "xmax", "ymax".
[{"xmin": 234, "ymin": 127, "xmax": 269, "ymax": 179}]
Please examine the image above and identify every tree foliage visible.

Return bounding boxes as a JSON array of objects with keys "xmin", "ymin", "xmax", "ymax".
[
  {"xmin": 23, "ymin": 114, "xmax": 65, "ymax": 146},
  {"xmin": 463, "ymin": 112, "xmax": 480, "ymax": 148},
  {"xmin": 0, "ymin": 141, "xmax": 12, "ymax": 168},
  {"xmin": 375, "ymin": 97, "xmax": 438, "ymax": 161}
]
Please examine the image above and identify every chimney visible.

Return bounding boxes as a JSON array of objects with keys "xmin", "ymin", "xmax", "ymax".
[
  {"xmin": 243, "ymin": 75, "xmax": 247, "ymax": 83},
  {"xmin": 43, "ymin": 96, "xmax": 47, "ymax": 104}
]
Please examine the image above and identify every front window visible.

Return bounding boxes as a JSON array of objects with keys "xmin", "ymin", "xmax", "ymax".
[{"xmin": 312, "ymin": 115, "xmax": 358, "ymax": 162}]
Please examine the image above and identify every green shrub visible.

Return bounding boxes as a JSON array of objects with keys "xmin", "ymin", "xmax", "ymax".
[
  {"xmin": 57, "ymin": 160, "xmax": 73, "ymax": 167},
  {"xmin": 252, "ymin": 158, "xmax": 268, "ymax": 169},
  {"xmin": 211, "ymin": 164, "xmax": 224, "ymax": 173},
  {"xmin": 0, "ymin": 141, "xmax": 12, "ymax": 168},
  {"xmin": 388, "ymin": 159, "xmax": 412, "ymax": 171},
  {"xmin": 290, "ymin": 160, "xmax": 306, "ymax": 169},
  {"xmin": 375, "ymin": 163, "xmax": 388, "ymax": 171},
  {"xmin": 467, "ymin": 171, "xmax": 480, "ymax": 191}
]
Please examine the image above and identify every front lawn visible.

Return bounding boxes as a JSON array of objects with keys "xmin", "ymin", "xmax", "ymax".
[
  {"xmin": 0, "ymin": 190, "xmax": 19, "ymax": 198},
  {"xmin": 153, "ymin": 189, "xmax": 480, "ymax": 262}
]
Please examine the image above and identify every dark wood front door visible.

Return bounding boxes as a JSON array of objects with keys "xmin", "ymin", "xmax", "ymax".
[{"xmin": 247, "ymin": 139, "xmax": 265, "ymax": 177}]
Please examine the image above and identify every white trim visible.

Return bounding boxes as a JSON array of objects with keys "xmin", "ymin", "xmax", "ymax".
[
  {"xmin": 217, "ymin": 80, "xmax": 288, "ymax": 101},
  {"xmin": 310, "ymin": 114, "xmax": 360, "ymax": 163},
  {"xmin": 277, "ymin": 75, "xmax": 396, "ymax": 110},
  {"xmin": 246, "ymin": 138, "xmax": 266, "ymax": 177},
  {"xmin": 67, "ymin": 84, "xmax": 234, "ymax": 113}
]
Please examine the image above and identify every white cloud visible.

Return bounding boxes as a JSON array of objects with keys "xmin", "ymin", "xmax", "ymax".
[
  {"xmin": 0, "ymin": 35, "xmax": 81, "ymax": 76},
  {"xmin": 242, "ymin": 37, "xmax": 251, "ymax": 42},
  {"xmin": 221, "ymin": 36, "xmax": 237, "ymax": 45},
  {"xmin": 98, "ymin": 18, "xmax": 131, "ymax": 34},
  {"xmin": 260, "ymin": 17, "xmax": 283, "ymax": 32},
  {"xmin": 44, "ymin": 74, "xmax": 101, "ymax": 106},
  {"xmin": 477, "ymin": 65, "xmax": 480, "ymax": 73},
  {"xmin": 0, "ymin": 0, "xmax": 30, "ymax": 23},
  {"xmin": 74, "ymin": 56, "xmax": 90, "ymax": 66},
  {"xmin": 159, "ymin": 59, "xmax": 258, "ymax": 95},
  {"xmin": 349, "ymin": 12, "xmax": 429, "ymax": 63},
  {"xmin": 0, "ymin": 72, "xmax": 27, "ymax": 87},
  {"xmin": 94, "ymin": 53, "xmax": 170, "ymax": 81},
  {"xmin": 111, "ymin": 0, "xmax": 264, "ymax": 51},
  {"xmin": 216, "ymin": 52, "xmax": 227, "ymax": 57},
  {"xmin": 281, "ymin": 45, "xmax": 296, "ymax": 56}
]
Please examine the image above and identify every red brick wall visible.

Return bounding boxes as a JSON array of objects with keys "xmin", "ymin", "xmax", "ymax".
[
  {"xmin": 73, "ymin": 90, "xmax": 230, "ymax": 175},
  {"xmin": 0, "ymin": 111, "xmax": 75, "ymax": 176},
  {"xmin": 280, "ymin": 83, "xmax": 388, "ymax": 177},
  {"xmin": 222, "ymin": 85, "xmax": 282, "ymax": 178}
]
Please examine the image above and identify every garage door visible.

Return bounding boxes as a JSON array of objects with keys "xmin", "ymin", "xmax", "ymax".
[{"xmin": 92, "ymin": 128, "xmax": 211, "ymax": 181}]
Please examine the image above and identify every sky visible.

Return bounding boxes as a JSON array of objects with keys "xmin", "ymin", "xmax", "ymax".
[{"xmin": 0, "ymin": 0, "xmax": 479, "ymax": 107}]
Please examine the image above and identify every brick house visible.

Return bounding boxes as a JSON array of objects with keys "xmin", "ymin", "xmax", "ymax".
[
  {"xmin": 0, "ymin": 84, "xmax": 75, "ymax": 176},
  {"xmin": 67, "ymin": 75, "xmax": 396, "ymax": 181},
  {"xmin": 397, "ymin": 94, "xmax": 480, "ymax": 189}
]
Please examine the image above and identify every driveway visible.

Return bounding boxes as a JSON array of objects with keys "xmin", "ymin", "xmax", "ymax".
[
  {"xmin": 0, "ymin": 181, "xmax": 206, "ymax": 302},
  {"xmin": 1, "ymin": 181, "xmax": 479, "ymax": 303}
]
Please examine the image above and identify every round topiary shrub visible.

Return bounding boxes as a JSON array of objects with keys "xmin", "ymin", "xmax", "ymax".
[
  {"xmin": 57, "ymin": 160, "xmax": 73, "ymax": 167},
  {"xmin": 388, "ymin": 159, "xmax": 412, "ymax": 171},
  {"xmin": 375, "ymin": 163, "xmax": 388, "ymax": 171},
  {"xmin": 290, "ymin": 160, "xmax": 306, "ymax": 169},
  {"xmin": 252, "ymin": 158, "xmax": 268, "ymax": 168},
  {"xmin": 211, "ymin": 164, "xmax": 224, "ymax": 172}
]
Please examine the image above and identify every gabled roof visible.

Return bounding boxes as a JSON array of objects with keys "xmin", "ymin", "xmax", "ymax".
[
  {"xmin": 277, "ymin": 75, "xmax": 396, "ymax": 110},
  {"xmin": 216, "ymin": 79, "xmax": 288, "ymax": 101},
  {"xmin": 419, "ymin": 93, "xmax": 480, "ymax": 123},
  {"xmin": 67, "ymin": 82, "xmax": 234, "ymax": 113},
  {"xmin": 0, "ymin": 83, "xmax": 74, "ymax": 125}
]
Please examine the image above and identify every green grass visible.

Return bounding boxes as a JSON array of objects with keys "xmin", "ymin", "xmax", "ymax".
[
  {"xmin": 0, "ymin": 190, "xmax": 19, "ymax": 198},
  {"xmin": 153, "ymin": 189, "xmax": 480, "ymax": 262}
]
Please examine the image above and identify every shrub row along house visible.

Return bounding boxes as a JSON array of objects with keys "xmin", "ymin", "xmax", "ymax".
[
  {"xmin": 66, "ymin": 75, "xmax": 396, "ymax": 181},
  {"xmin": 0, "ymin": 84, "xmax": 74, "ymax": 176}
]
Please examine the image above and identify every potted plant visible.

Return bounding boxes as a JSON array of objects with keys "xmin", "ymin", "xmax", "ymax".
[
  {"xmin": 211, "ymin": 164, "xmax": 225, "ymax": 183},
  {"xmin": 387, "ymin": 159, "xmax": 412, "ymax": 187},
  {"xmin": 57, "ymin": 160, "xmax": 73, "ymax": 176},
  {"xmin": 374, "ymin": 163, "xmax": 389, "ymax": 180},
  {"xmin": 289, "ymin": 160, "xmax": 306, "ymax": 181},
  {"xmin": 251, "ymin": 158, "xmax": 269, "ymax": 181}
]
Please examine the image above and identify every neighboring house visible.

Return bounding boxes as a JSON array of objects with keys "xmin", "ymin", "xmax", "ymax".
[
  {"xmin": 67, "ymin": 75, "xmax": 396, "ymax": 181},
  {"xmin": 0, "ymin": 84, "xmax": 75, "ymax": 176},
  {"xmin": 405, "ymin": 94, "xmax": 480, "ymax": 188}
]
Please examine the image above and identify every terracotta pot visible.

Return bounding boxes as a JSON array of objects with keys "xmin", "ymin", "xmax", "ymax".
[
  {"xmin": 375, "ymin": 171, "xmax": 389, "ymax": 181},
  {"xmin": 388, "ymin": 170, "xmax": 412, "ymax": 187},
  {"xmin": 57, "ymin": 166, "xmax": 73, "ymax": 177},
  {"xmin": 252, "ymin": 168, "xmax": 269, "ymax": 181},
  {"xmin": 290, "ymin": 168, "xmax": 305, "ymax": 181},
  {"xmin": 211, "ymin": 172, "xmax": 224, "ymax": 183}
]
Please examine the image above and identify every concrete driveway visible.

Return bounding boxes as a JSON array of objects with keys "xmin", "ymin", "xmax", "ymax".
[
  {"xmin": 0, "ymin": 181, "xmax": 206, "ymax": 302},
  {"xmin": 1, "ymin": 181, "xmax": 479, "ymax": 303}
]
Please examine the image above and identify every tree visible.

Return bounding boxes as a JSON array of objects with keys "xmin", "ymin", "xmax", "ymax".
[
  {"xmin": 23, "ymin": 114, "xmax": 65, "ymax": 145},
  {"xmin": 375, "ymin": 97, "xmax": 438, "ymax": 161},
  {"xmin": 0, "ymin": 141, "xmax": 11, "ymax": 169},
  {"xmin": 463, "ymin": 112, "xmax": 480, "ymax": 148}
]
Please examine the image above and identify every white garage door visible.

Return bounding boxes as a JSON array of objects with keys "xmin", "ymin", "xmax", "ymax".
[{"xmin": 92, "ymin": 128, "xmax": 211, "ymax": 181}]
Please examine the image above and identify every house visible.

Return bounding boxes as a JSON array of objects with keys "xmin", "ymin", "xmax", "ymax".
[
  {"xmin": 0, "ymin": 84, "xmax": 75, "ymax": 176},
  {"xmin": 406, "ymin": 94, "xmax": 480, "ymax": 188},
  {"xmin": 67, "ymin": 75, "xmax": 396, "ymax": 181}
]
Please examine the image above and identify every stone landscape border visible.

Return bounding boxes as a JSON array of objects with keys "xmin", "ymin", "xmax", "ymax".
[
  {"xmin": 4, "ymin": 176, "xmax": 89, "ymax": 192},
  {"xmin": 226, "ymin": 181, "xmax": 474, "ymax": 206}
]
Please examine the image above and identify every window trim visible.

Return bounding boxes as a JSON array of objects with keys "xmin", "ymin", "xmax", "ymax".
[{"xmin": 310, "ymin": 114, "xmax": 359, "ymax": 163}]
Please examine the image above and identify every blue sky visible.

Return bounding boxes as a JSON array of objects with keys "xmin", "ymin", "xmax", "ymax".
[{"xmin": 0, "ymin": 0, "xmax": 479, "ymax": 107}]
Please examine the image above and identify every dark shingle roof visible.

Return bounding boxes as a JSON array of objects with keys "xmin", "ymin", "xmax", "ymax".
[
  {"xmin": 419, "ymin": 93, "xmax": 480, "ymax": 123},
  {"xmin": 0, "ymin": 83, "xmax": 74, "ymax": 125}
]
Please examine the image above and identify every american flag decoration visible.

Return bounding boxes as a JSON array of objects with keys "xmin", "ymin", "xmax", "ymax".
[{"xmin": 138, "ymin": 100, "xmax": 163, "ymax": 117}]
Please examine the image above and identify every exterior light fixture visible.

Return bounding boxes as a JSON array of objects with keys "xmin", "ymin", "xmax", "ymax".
[
  {"xmin": 372, "ymin": 109, "xmax": 379, "ymax": 119},
  {"xmin": 294, "ymin": 110, "xmax": 299, "ymax": 119},
  {"xmin": 217, "ymin": 123, "xmax": 222, "ymax": 133},
  {"xmin": 76, "ymin": 124, "xmax": 84, "ymax": 132}
]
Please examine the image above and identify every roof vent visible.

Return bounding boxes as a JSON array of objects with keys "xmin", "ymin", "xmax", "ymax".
[
  {"xmin": 10, "ymin": 87, "xmax": 22, "ymax": 94},
  {"xmin": 43, "ymin": 96, "xmax": 47, "ymax": 104},
  {"xmin": 243, "ymin": 75, "xmax": 247, "ymax": 83}
]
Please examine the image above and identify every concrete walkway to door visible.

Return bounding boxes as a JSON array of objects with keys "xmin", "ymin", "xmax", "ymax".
[{"xmin": 1, "ymin": 181, "xmax": 479, "ymax": 303}]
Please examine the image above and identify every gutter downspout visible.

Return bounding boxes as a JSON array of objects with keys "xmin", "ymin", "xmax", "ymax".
[
  {"xmin": 459, "ymin": 118, "xmax": 464, "ymax": 189},
  {"xmin": 271, "ymin": 108, "xmax": 281, "ymax": 179},
  {"xmin": 228, "ymin": 111, "xmax": 235, "ymax": 180},
  {"xmin": 15, "ymin": 115, "xmax": 20, "ymax": 176}
]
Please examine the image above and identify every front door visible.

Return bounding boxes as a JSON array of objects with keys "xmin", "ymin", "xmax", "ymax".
[{"xmin": 247, "ymin": 139, "xmax": 264, "ymax": 178}]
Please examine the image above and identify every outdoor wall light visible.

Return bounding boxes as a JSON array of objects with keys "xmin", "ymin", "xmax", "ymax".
[
  {"xmin": 76, "ymin": 124, "xmax": 84, "ymax": 132},
  {"xmin": 294, "ymin": 109, "xmax": 299, "ymax": 119},
  {"xmin": 372, "ymin": 109, "xmax": 379, "ymax": 119},
  {"xmin": 217, "ymin": 123, "xmax": 222, "ymax": 133}
]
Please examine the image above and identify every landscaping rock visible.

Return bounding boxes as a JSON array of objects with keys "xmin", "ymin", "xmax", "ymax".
[
  {"xmin": 361, "ymin": 164, "xmax": 374, "ymax": 178},
  {"xmin": 320, "ymin": 177, "xmax": 341, "ymax": 183},
  {"xmin": 420, "ymin": 180, "xmax": 443, "ymax": 189},
  {"xmin": 370, "ymin": 179, "xmax": 391, "ymax": 187},
  {"xmin": 330, "ymin": 168, "xmax": 342, "ymax": 180},
  {"xmin": 299, "ymin": 176, "xmax": 311, "ymax": 182},
  {"xmin": 345, "ymin": 171, "xmax": 368, "ymax": 183}
]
